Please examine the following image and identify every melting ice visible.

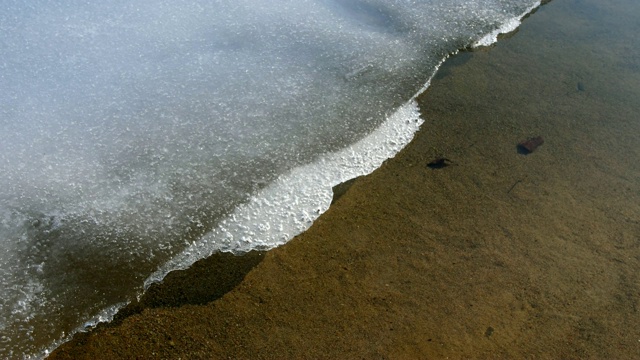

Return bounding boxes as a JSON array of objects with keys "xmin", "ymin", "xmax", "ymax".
[{"xmin": 0, "ymin": 0, "xmax": 540, "ymax": 357}]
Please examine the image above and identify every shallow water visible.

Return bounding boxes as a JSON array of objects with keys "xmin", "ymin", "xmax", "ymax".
[{"xmin": 0, "ymin": 0, "xmax": 542, "ymax": 357}]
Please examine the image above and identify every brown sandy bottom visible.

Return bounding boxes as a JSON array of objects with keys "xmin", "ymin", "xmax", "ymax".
[{"xmin": 49, "ymin": 0, "xmax": 640, "ymax": 358}]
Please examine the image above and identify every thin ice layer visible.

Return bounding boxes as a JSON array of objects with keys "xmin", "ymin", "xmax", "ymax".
[{"xmin": 147, "ymin": 100, "xmax": 424, "ymax": 284}]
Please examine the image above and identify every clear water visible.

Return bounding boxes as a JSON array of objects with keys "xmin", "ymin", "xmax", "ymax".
[{"xmin": 0, "ymin": 0, "xmax": 539, "ymax": 357}]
